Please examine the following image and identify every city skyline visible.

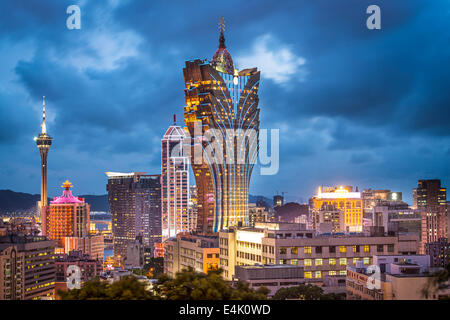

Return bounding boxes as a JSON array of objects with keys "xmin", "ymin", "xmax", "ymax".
[{"xmin": 0, "ymin": 1, "xmax": 449, "ymax": 206}]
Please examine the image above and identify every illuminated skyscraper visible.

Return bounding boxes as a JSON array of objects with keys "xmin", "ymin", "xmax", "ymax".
[
  {"xmin": 45, "ymin": 180, "xmax": 90, "ymax": 248},
  {"xmin": 35, "ymin": 96, "xmax": 52, "ymax": 221},
  {"xmin": 417, "ymin": 179, "xmax": 448, "ymax": 253},
  {"xmin": 183, "ymin": 17, "xmax": 260, "ymax": 233},
  {"xmin": 161, "ymin": 116, "xmax": 190, "ymax": 241},
  {"xmin": 106, "ymin": 172, "xmax": 161, "ymax": 260}
]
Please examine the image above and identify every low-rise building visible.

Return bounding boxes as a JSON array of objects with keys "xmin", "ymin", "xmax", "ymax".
[
  {"xmin": 54, "ymin": 250, "xmax": 103, "ymax": 298},
  {"xmin": 234, "ymin": 264, "xmax": 304, "ymax": 297},
  {"xmin": 219, "ymin": 222, "xmax": 417, "ymax": 281},
  {"xmin": 346, "ymin": 254, "xmax": 435, "ymax": 300},
  {"xmin": 164, "ymin": 233, "xmax": 219, "ymax": 278}
]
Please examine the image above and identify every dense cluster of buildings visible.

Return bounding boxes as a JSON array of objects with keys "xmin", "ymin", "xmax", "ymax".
[{"xmin": 0, "ymin": 18, "xmax": 449, "ymax": 301}]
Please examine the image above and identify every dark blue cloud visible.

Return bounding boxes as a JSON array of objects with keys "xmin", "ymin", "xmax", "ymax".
[{"xmin": 0, "ymin": 0, "xmax": 448, "ymax": 205}]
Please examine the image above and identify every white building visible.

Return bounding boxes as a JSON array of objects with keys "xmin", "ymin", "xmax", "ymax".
[{"xmin": 161, "ymin": 119, "xmax": 190, "ymax": 241}]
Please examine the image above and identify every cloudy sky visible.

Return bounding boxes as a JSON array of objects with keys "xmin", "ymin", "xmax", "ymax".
[{"xmin": 0, "ymin": 0, "xmax": 449, "ymax": 205}]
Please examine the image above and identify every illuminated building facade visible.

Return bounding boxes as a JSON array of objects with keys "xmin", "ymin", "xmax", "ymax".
[
  {"xmin": 63, "ymin": 235, "xmax": 104, "ymax": 261},
  {"xmin": 45, "ymin": 181, "xmax": 90, "ymax": 249},
  {"xmin": 164, "ymin": 233, "xmax": 219, "ymax": 278},
  {"xmin": 183, "ymin": 18, "xmax": 260, "ymax": 233},
  {"xmin": 35, "ymin": 97, "xmax": 52, "ymax": 223},
  {"xmin": 416, "ymin": 180, "xmax": 448, "ymax": 253},
  {"xmin": 161, "ymin": 118, "xmax": 190, "ymax": 241},
  {"xmin": 0, "ymin": 235, "xmax": 55, "ymax": 300},
  {"xmin": 0, "ymin": 246, "xmax": 25, "ymax": 300},
  {"xmin": 106, "ymin": 172, "xmax": 162, "ymax": 260},
  {"xmin": 273, "ymin": 195, "xmax": 284, "ymax": 208},
  {"xmin": 219, "ymin": 222, "xmax": 417, "ymax": 281},
  {"xmin": 311, "ymin": 186, "xmax": 363, "ymax": 233}
]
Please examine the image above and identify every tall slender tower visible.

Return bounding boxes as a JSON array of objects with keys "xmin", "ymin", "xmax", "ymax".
[
  {"xmin": 161, "ymin": 115, "xmax": 190, "ymax": 241},
  {"xmin": 35, "ymin": 96, "xmax": 52, "ymax": 223},
  {"xmin": 183, "ymin": 17, "xmax": 260, "ymax": 233}
]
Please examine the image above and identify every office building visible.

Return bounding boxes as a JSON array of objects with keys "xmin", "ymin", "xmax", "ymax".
[
  {"xmin": 164, "ymin": 233, "xmax": 219, "ymax": 278},
  {"xmin": 183, "ymin": 17, "xmax": 260, "ymax": 233},
  {"xmin": 371, "ymin": 202, "xmax": 421, "ymax": 235},
  {"xmin": 106, "ymin": 172, "xmax": 162, "ymax": 260},
  {"xmin": 161, "ymin": 118, "xmax": 190, "ymax": 241}
]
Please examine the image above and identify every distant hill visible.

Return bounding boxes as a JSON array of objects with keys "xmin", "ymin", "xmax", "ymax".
[
  {"xmin": 0, "ymin": 190, "xmax": 271, "ymax": 213},
  {"xmin": 0, "ymin": 190, "xmax": 44, "ymax": 212},
  {"xmin": 274, "ymin": 202, "xmax": 310, "ymax": 223}
]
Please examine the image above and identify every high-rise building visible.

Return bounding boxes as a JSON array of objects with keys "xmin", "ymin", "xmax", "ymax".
[
  {"xmin": 0, "ymin": 234, "xmax": 55, "ymax": 300},
  {"xmin": 273, "ymin": 195, "xmax": 284, "ymax": 208},
  {"xmin": 106, "ymin": 172, "xmax": 162, "ymax": 260},
  {"xmin": 161, "ymin": 117, "xmax": 190, "ymax": 241},
  {"xmin": 183, "ymin": 17, "xmax": 260, "ymax": 233},
  {"xmin": 417, "ymin": 179, "xmax": 447, "ymax": 208},
  {"xmin": 35, "ymin": 97, "xmax": 52, "ymax": 222},
  {"xmin": 417, "ymin": 179, "xmax": 448, "ymax": 253},
  {"xmin": 44, "ymin": 180, "xmax": 90, "ymax": 248},
  {"xmin": 189, "ymin": 185, "xmax": 198, "ymax": 231},
  {"xmin": 310, "ymin": 186, "xmax": 363, "ymax": 232}
]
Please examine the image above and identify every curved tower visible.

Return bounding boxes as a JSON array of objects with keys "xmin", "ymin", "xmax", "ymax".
[
  {"xmin": 183, "ymin": 17, "xmax": 260, "ymax": 233},
  {"xmin": 35, "ymin": 96, "xmax": 52, "ymax": 225}
]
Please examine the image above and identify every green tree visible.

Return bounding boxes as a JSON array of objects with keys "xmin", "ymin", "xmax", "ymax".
[
  {"xmin": 422, "ymin": 263, "xmax": 450, "ymax": 300},
  {"xmin": 272, "ymin": 284, "xmax": 336, "ymax": 300},
  {"xmin": 154, "ymin": 267, "xmax": 268, "ymax": 300},
  {"xmin": 59, "ymin": 276, "xmax": 156, "ymax": 300}
]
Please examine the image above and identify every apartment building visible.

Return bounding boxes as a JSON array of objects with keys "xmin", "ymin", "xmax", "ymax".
[
  {"xmin": 219, "ymin": 222, "xmax": 418, "ymax": 281},
  {"xmin": 346, "ymin": 254, "xmax": 435, "ymax": 300},
  {"xmin": 164, "ymin": 233, "xmax": 219, "ymax": 278},
  {"xmin": 0, "ymin": 235, "xmax": 55, "ymax": 300}
]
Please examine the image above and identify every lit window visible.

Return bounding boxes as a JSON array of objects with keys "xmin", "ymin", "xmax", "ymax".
[
  {"xmin": 353, "ymin": 258, "xmax": 360, "ymax": 264},
  {"xmin": 339, "ymin": 270, "xmax": 347, "ymax": 276},
  {"xmin": 315, "ymin": 271, "xmax": 322, "ymax": 279},
  {"xmin": 329, "ymin": 258, "xmax": 336, "ymax": 266},
  {"xmin": 339, "ymin": 246, "xmax": 347, "ymax": 253},
  {"xmin": 290, "ymin": 259, "xmax": 298, "ymax": 266},
  {"xmin": 363, "ymin": 257, "xmax": 370, "ymax": 265},
  {"xmin": 304, "ymin": 259, "xmax": 312, "ymax": 266},
  {"xmin": 364, "ymin": 245, "xmax": 370, "ymax": 253},
  {"xmin": 315, "ymin": 259, "xmax": 323, "ymax": 266},
  {"xmin": 329, "ymin": 271, "xmax": 337, "ymax": 276},
  {"xmin": 291, "ymin": 247, "xmax": 298, "ymax": 255},
  {"xmin": 339, "ymin": 258, "xmax": 347, "ymax": 266},
  {"xmin": 305, "ymin": 272, "xmax": 312, "ymax": 279},
  {"xmin": 304, "ymin": 247, "xmax": 312, "ymax": 254}
]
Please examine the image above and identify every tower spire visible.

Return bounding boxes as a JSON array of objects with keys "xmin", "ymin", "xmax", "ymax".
[
  {"xmin": 218, "ymin": 16, "xmax": 226, "ymax": 49},
  {"xmin": 41, "ymin": 96, "xmax": 47, "ymax": 134}
]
